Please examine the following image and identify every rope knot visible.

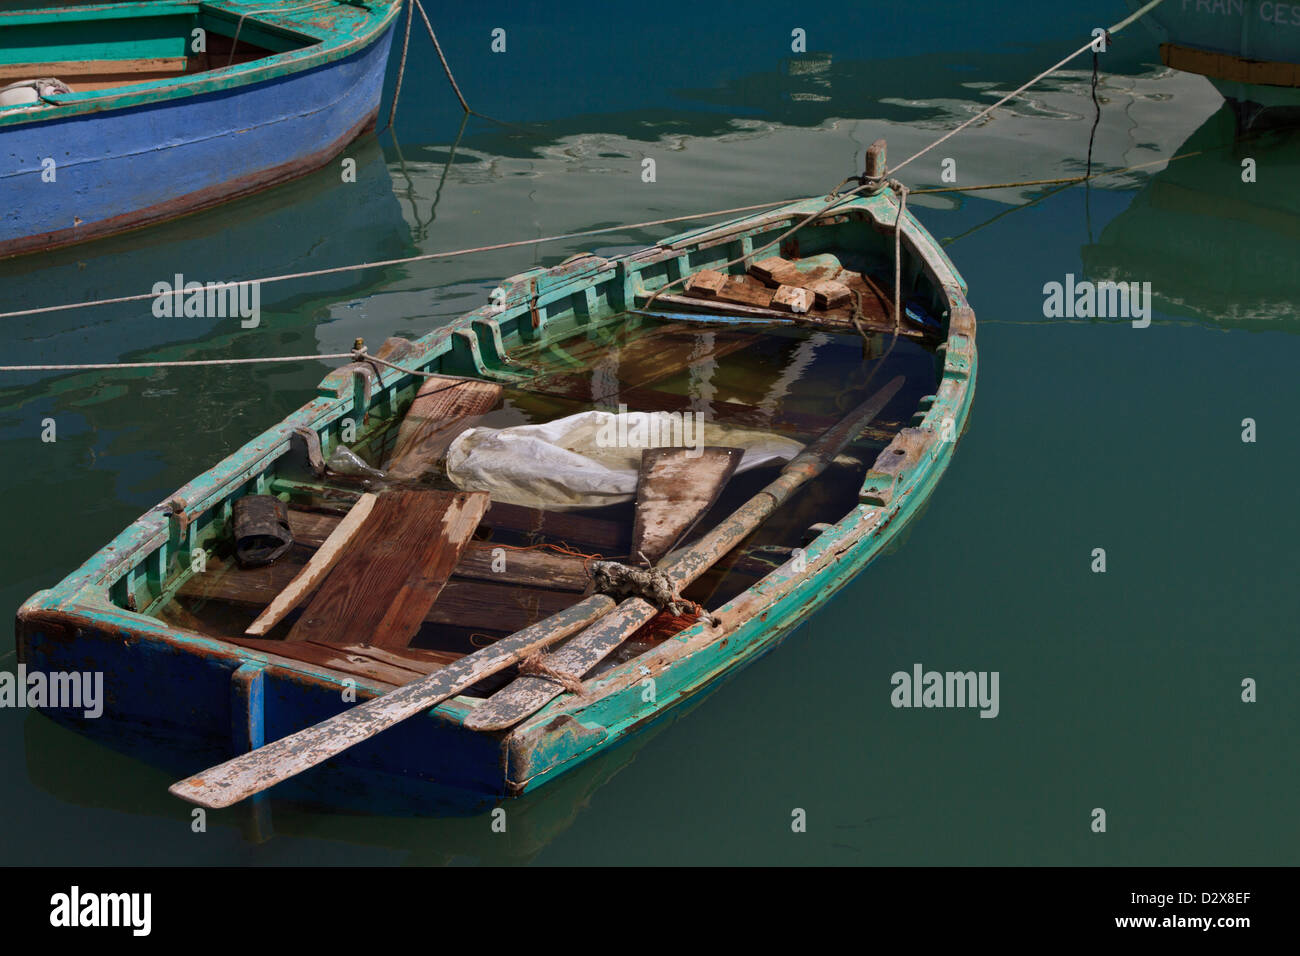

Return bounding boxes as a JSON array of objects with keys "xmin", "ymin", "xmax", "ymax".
[
  {"xmin": 590, "ymin": 559, "xmax": 710, "ymax": 621},
  {"xmin": 517, "ymin": 653, "xmax": 587, "ymax": 695}
]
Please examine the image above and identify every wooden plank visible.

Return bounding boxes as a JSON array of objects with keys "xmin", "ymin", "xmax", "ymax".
[
  {"xmin": 808, "ymin": 279, "xmax": 851, "ymax": 309},
  {"xmin": 274, "ymin": 481, "xmax": 630, "ymax": 555},
  {"xmin": 749, "ymin": 257, "xmax": 801, "ymax": 286},
  {"xmin": 227, "ymin": 637, "xmax": 460, "ymax": 687},
  {"xmin": 183, "ymin": 553, "xmax": 576, "ymax": 636},
  {"xmin": 384, "ymin": 376, "xmax": 503, "ymax": 482},
  {"xmin": 713, "ymin": 276, "xmax": 774, "ymax": 309},
  {"xmin": 771, "ymin": 285, "xmax": 814, "ymax": 314},
  {"xmin": 246, "ymin": 493, "xmax": 377, "ymax": 636},
  {"xmin": 526, "ymin": 326, "xmax": 760, "ymax": 403},
  {"xmin": 683, "ymin": 269, "xmax": 729, "ymax": 296},
  {"xmin": 287, "ymin": 489, "xmax": 489, "ymax": 648},
  {"xmin": 0, "ymin": 57, "xmax": 189, "ymax": 83},
  {"xmin": 480, "ymin": 501, "xmax": 628, "ymax": 554},
  {"xmin": 286, "ymin": 507, "xmax": 590, "ymax": 591},
  {"xmin": 632, "ymin": 447, "xmax": 742, "ymax": 563}
]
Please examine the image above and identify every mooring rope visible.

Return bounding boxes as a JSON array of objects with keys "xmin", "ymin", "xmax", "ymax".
[
  {"xmin": 885, "ymin": 0, "xmax": 1168, "ymax": 179},
  {"xmin": 382, "ymin": 0, "xmax": 415, "ymax": 131},
  {"xmin": 226, "ymin": 1, "xmax": 332, "ymax": 68},
  {"xmin": 0, "ymin": 352, "xmax": 355, "ymax": 373},
  {"xmin": 414, "ymin": 0, "xmax": 470, "ymax": 113},
  {"xmin": 0, "ymin": 200, "xmax": 807, "ymax": 324}
]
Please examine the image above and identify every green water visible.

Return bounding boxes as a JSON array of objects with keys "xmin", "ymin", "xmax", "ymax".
[{"xmin": 2, "ymin": 1, "xmax": 1297, "ymax": 865}]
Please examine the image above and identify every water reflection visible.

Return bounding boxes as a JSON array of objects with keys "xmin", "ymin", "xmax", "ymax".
[{"xmin": 1084, "ymin": 107, "xmax": 1300, "ymax": 332}]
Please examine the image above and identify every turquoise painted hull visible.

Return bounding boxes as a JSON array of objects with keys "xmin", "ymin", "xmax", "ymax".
[{"xmin": 16, "ymin": 190, "xmax": 977, "ymax": 809}]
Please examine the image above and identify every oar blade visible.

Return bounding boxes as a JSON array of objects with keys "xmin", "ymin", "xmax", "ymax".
[{"xmin": 169, "ymin": 594, "xmax": 615, "ymax": 808}]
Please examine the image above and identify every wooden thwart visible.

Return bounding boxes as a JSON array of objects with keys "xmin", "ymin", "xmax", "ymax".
[
  {"xmin": 631, "ymin": 447, "xmax": 742, "ymax": 563},
  {"xmin": 287, "ymin": 489, "xmax": 489, "ymax": 648},
  {"xmin": 286, "ymin": 507, "xmax": 591, "ymax": 591}
]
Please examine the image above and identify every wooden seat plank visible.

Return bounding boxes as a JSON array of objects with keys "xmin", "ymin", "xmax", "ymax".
[
  {"xmin": 285, "ymin": 507, "xmax": 591, "ymax": 591},
  {"xmin": 180, "ymin": 552, "xmax": 576, "ymax": 635}
]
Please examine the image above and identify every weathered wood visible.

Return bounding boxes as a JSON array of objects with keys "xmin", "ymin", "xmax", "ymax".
[
  {"xmin": 463, "ymin": 376, "xmax": 906, "ymax": 733},
  {"xmin": 631, "ymin": 447, "xmax": 742, "ymax": 563},
  {"xmin": 683, "ymin": 269, "xmax": 729, "ymax": 297},
  {"xmin": 749, "ymin": 257, "xmax": 801, "ymax": 286},
  {"xmin": 525, "ymin": 324, "xmax": 759, "ymax": 404},
  {"xmin": 771, "ymin": 285, "xmax": 814, "ymax": 314},
  {"xmin": 275, "ymin": 481, "xmax": 630, "ymax": 554},
  {"xmin": 384, "ymin": 376, "xmax": 503, "ymax": 482},
  {"xmin": 169, "ymin": 594, "xmax": 620, "ymax": 808},
  {"xmin": 712, "ymin": 276, "xmax": 774, "ymax": 309},
  {"xmin": 183, "ymin": 556, "xmax": 576, "ymax": 636},
  {"xmin": 808, "ymin": 279, "xmax": 851, "ymax": 309},
  {"xmin": 482, "ymin": 501, "xmax": 628, "ymax": 554},
  {"xmin": 288, "ymin": 489, "xmax": 489, "ymax": 648},
  {"xmin": 246, "ymin": 493, "xmax": 377, "ymax": 636},
  {"xmin": 285, "ymin": 507, "xmax": 591, "ymax": 591},
  {"xmin": 228, "ymin": 637, "xmax": 459, "ymax": 687}
]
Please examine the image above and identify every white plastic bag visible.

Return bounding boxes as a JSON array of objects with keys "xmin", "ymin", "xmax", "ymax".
[{"xmin": 445, "ymin": 410, "xmax": 803, "ymax": 509}]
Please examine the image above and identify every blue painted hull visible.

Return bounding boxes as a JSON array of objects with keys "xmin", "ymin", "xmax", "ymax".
[{"xmin": 0, "ymin": 22, "xmax": 395, "ymax": 258}]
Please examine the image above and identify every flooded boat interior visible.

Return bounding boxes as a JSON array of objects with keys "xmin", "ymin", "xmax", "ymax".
[
  {"xmin": 137, "ymin": 243, "xmax": 947, "ymax": 702},
  {"xmin": 0, "ymin": 7, "xmax": 314, "ymax": 97}
]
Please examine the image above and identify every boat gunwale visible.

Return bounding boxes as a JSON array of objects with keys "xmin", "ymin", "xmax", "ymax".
[
  {"xmin": 17, "ymin": 190, "xmax": 976, "ymax": 788},
  {"xmin": 0, "ymin": 0, "xmax": 400, "ymax": 128}
]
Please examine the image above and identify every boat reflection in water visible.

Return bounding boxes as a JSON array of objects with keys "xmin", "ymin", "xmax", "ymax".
[
  {"xmin": 1083, "ymin": 107, "xmax": 1300, "ymax": 334},
  {"xmin": 0, "ymin": 137, "xmax": 410, "ymax": 379}
]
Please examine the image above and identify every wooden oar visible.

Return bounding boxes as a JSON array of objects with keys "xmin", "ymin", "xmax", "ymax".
[
  {"xmin": 462, "ymin": 374, "xmax": 905, "ymax": 732},
  {"xmin": 168, "ymin": 595, "xmax": 617, "ymax": 808}
]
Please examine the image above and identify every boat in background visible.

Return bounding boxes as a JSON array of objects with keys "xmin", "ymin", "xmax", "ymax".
[
  {"xmin": 0, "ymin": 0, "xmax": 400, "ymax": 258},
  {"xmin": 1126, "ymin": 0, "xmax": 1300, "ymax": 130},
  {"xmin": 1083, "ymin": 106, "xmax": 1300, "ymax": 333}
]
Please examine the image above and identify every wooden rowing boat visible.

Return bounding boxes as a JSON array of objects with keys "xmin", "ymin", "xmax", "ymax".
[
  {"xmin": 17, "ymin": 186, "xmax": 977, "ymax": 806},
  {"xmin": 0, "ymin": 0, "xmax": 400, "ymax": 259}
]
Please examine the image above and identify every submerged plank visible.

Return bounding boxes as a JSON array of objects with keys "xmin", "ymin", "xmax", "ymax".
[
  {"xmin": 525, "ymin": 324, "xmax": 760, "ymax": 403},
  {"xmin": 384, "ymin": 376, "xmax": 503, "ymax": 482},
  {"xmin": 182, "ymin": 561, "xmax": 578, "ymax": 637},
  {"xmin": 285, "ymin": 507, "xmax": 591, "ymax": 591},
  {"xmin": 631, "ymin": 447, "xmax": 742, "ymax": 563},
  {"xmin": 287, "ymin": 489, "xmax": 489, "ymax": 648}
]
